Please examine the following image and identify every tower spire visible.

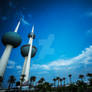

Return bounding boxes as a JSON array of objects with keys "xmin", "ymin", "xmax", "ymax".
[
  {"xmin": 32, "ymin": 25, "xmax": 34, "ymax": 33},
  {"xmin": 14, "ymin": 19, "xmax": 21, "ymax": 33}
]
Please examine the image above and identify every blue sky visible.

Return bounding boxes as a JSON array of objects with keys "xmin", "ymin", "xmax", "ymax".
[{"xmin": 0, "ymin": 0, "xmax": 92, "ymax": 87}]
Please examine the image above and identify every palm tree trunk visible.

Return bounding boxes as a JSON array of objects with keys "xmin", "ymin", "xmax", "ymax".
[
  {"xmin": 81, "ymin": 78, "xmax": 83, "ymax": 81},
  {"xmin": 8, "ymin": 83, "xmax": 10, "ymax": 89},
  {"xmin": 58, "ymin": 80, "xmax": 59, "ymax": 87},
  {"xmin": 64, "ymin": 80, "xmax": 65, "ymax": 86},
  {"xmin": 0, "ymin": 83, "xmax": 2, "ymax": 88},
  {"xmin": 33, "ymin": 81, "xmax": 35, "ymax": 87},
  {"xmin": 61, "ymin": 81, "xmax": 62, "ymax": 87},
  {"xmin": 70, "ymin": 77, "xmax": 71, "ymax": 84},
  {"xmin": 12, "ymin": 83, "xmax": 13, "ymax": 88},
  {"xmin": 54, "ymin": 81, "xmax": 55, "ymax": 87}
]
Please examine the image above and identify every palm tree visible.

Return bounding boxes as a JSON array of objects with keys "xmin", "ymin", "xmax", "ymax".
[
  {"xmin": 20, "ymin": 74, "xmax": 25, "ymax": 90},
  {"xmin": 37, "ymin": 77, "xmax": 45, "ymax": 86},
  {"xmin": 16, "ymin": 81, "xmax": 20, "ymax": 87},
  {"xmin": 56, "ymin": 77, "xmax": 60, "ymax": 87},
  {"xmin": 0, "ymin": 76, "xmax": 3, "ymax": 88},
  {"xmin": 40, "ymin": 77, "xmax": 45, "ymax": 84},
  {"xmin": 53, "ymin": 78, "xmax": 56, "ymax": 87},
  {"xmin": 8, "ymin": 75, "xmax": 16, "ymax": 89},
  {"xmin": 68, "ymin": 74, "xmax": 72, "ymax": 84},
  {"xmin": 20, "ymin": 74, "xmax": 25, "ymax": 84},
  {"xmin": 87, "ymin": 73, "xmax": 92, "ymax": 77},
  {"xmin": 43, "ymin": 82, "xmax": 52, "ymax": 92},
  {"xmin": 38, "ymin": 79, "xmax": 42, "ymax": 85},
  {"xmin": 60, "ymin": 78, "xmax": 63, "ymax": 87},
  {"xmin": 30, "ymin": 76, "xmax": 36, "ymax": 86},
  {"xmin": 87, "ymin": 73, "xmax": 92, "ymax": 86},
  {"xmin": 63, "ymin": 77, "xmax": 66, "ymax": 86},
  {"xmin": 79, "ymin": 74, "xmax": 84, "ymax": 81}
]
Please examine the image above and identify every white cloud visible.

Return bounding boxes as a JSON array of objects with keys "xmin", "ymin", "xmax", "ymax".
[
  {"xmin": 22, "ymin": 18, "xmax": 30, "ymax": 25},
  {"xmin": 37, "ymin": 34, "xmax": 55, "ymax": 60},
  {"xmin": 16, "ymin": 65, "xmax": 22, "ymax": 70},
  {"xmin": 85, "ymin": 11, "xmax": 92, "ymax": 35},
  {"xmin": 31, "ymin": 64, "xmax": 49, "ymax": 70},
  {"xmin": 7, "ymin": 66, "xmax": 14, "ymax": 69},
  {"xmin": 31, "ymin": 45, "xmax": 92, "ymax": 70},
  {"xmin": 86, "ymin": 28, "xmax": 92, "ymax": 36},
  {"xmin": 7, "ymin": 61, "xmax": 22, "ymax": 70},
  {"xmin": 7, "ymin": 60, "xmax": 15, "ymax": 69},
  {"xmin": 15, "ymin": 65, "xmax": 22, "ymax": 75},
  {"xmin": 17, "ymin": 70, "xmax": 22, "ymax": 74},
  {"xmin": 37, "ymin": 71, "xmax": 49, "ymax": 75},
  {"xmin": 86, "ymin": 12, "xmax": 92, "ymax": 17},
  {"xmin": 8, "ymin": 60, "xmax": 15, "ymax": 65}
]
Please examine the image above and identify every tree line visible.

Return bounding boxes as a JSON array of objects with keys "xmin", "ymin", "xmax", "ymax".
[{"xmin": 0, "ymin": 73, "xmax": 92, "ymax": 92}]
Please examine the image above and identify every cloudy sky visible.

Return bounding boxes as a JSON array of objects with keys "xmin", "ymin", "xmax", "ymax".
[{"xmin": 0, "ymin": 0, "xmax": 92, "ymax": 87}]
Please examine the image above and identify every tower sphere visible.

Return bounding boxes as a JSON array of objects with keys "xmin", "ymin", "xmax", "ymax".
[
  {"xmin": 28, "ymin": 33, "xmax": 35, "ymax": 39},
  {"xmin": 2, "ymin": 32, "xmax": 22, "ymax": 48},
  {"xmin": 21, "ymin": 44, "xmax": 37, "ymax": 58}
]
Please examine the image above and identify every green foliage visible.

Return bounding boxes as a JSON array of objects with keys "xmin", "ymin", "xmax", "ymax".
[
  {"xmin": 8, "ymin": 75, "xmax": 16, "ymax": 89},
  {"xmin": 88, "ymin": 78, "xmax": 92, "ymax": 86}
]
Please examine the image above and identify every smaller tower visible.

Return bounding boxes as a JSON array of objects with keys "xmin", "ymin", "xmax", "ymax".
[{"xmin": 20, "ymin": 26, "xmax": 37, "ymax": 84}]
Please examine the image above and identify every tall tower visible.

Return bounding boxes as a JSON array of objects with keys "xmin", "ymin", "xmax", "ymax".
[
  {"xmin": 20, "ymin": 26, "xmax": 37, "ymax": 83},
  {"xmin": 0, "ymin": 20, "xmax": 22, "ymax": 79}
]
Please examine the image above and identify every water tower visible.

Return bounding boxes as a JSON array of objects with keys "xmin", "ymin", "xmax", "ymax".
[
  {"xmin": 20, "ymin": 26, "xmax": 37, "ymax": 83},
  {"xmin": 0, "ymin": 20, "xmax": 22, "ymax": 79}
]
